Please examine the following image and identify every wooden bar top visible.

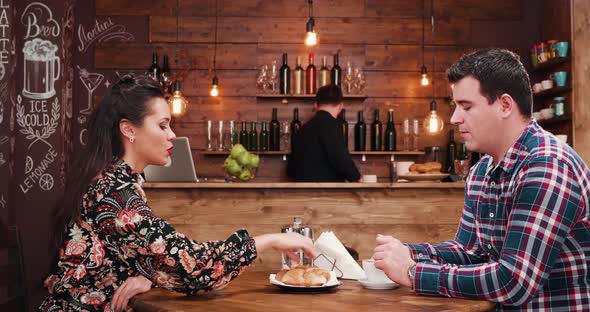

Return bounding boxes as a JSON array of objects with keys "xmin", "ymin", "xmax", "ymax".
[
  {"xmin": 131, "ymin": 271, "xmax": 495, "ymax": 312},
  {"xmin": 142, "ymin": 181, "xmax": 465, "ymax": 189}
]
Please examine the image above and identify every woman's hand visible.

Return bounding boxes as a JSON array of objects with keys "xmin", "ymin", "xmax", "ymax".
[
  {"xmin": 111, "ymin": 274, "xmax": 153, "ymax": 311},
  {"xmin": 254, "ymin": 232, "xmax": 316, "ymax": 262}
]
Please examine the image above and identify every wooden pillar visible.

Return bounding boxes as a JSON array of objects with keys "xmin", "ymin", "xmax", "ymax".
[{"xmin": 572, "ymin": 0, "xmax": 590, "ymax": 163}]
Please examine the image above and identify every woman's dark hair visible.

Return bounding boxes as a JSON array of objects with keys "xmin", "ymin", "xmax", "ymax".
[
  {"xmin": 447, "ymin": 48, "xmax": 532, "ymax": 118},
  {"xmin": 52, "ymin": 75, "xmax": 164, "ymax": 248}
]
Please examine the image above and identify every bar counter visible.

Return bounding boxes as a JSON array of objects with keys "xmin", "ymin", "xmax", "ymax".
[
  {"xmin": 143, "ymin": 181, "xmax": 465, "ymax": 271},
  {"xmin": 131, "ymin": 271, "xmax": 496, "ymax": 312}
]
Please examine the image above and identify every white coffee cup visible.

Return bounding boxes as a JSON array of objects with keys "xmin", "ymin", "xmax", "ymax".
[
  {"xmin": 362, "ymin": 174, "xmax": 377, "ymax": 183},
  {"xmin": 540, "ymin": 108, "xmax": 554, "ymax": 120},
  {"xmin": 532, "ymin": 83, "xmax": 543, "ymax": 93},
  {"xmin": 396, "ymin": 161, "xmax": 414, "ymax": 176},
  {"xmin": 362, "ymin": 259, "xmax": 393, "ymax": 283},
  {"xmin": 541, "ymin": 79, "xmax": 554, "ymax": 90},
  {"xmin": 555, "ymin": 134, "xmax": 568, "ymax": 144}
]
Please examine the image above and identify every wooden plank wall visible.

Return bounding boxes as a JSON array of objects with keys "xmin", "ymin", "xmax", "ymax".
[
  {"xmin": 95, "ymin": 0, "xmax": 533, "ymax": 182},
  {"xmin": 145, "ymin": 187, "xmax": 465, "ymax": 271}
]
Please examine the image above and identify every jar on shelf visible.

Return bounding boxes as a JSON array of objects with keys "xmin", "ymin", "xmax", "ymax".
[
  {"xmin": 530, "ymin": 45, "xmax": 538, "ymax": 68},
  {"xmin": 537, "ymin": 42, "xmax": 548, "ymax": 63},
  {"xmin": 547, "ymin": 40, "xmax": 558, "ymax": 59},
  {"xmin": 553, "ymin": 96, "xmax": 565, "ymax": 117}
]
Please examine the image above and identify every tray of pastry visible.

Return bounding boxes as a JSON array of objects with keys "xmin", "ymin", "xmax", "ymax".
[
  {"xmin": 398, "ymin": 162, "xmax": 449, "ymax": 181},
  {"xmin": 269, "ymin": 265, "xmax": 340, "ymax": 292}
]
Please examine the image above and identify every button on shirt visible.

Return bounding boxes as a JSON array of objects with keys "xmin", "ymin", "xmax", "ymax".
[{"xmin": 407, "ymin": 121, "xmax": 590, "ymax": 311}]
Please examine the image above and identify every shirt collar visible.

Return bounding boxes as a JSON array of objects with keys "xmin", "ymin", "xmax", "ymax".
[
  {"xmin": 112, "ymin": 158, "xmax": 143, "ymax": 184},
  {"xmin": 487, "ymin": 120, "xmax": 541, "ymax": 176}
]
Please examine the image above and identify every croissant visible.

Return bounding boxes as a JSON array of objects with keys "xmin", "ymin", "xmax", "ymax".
[
  {"xmin": 275, "ymin": 265, "xmax": 331, "ymax": 287},
  {"xmin": 409, "ymin": 162, "xmax": 442, "ymax": 174}
]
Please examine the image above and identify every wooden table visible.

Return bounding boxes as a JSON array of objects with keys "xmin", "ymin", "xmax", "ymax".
[{"xmin": 132, "ymin": 272, "xmax": 495, "ymax": 312}]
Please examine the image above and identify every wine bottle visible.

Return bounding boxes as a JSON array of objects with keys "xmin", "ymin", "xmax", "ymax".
[
  {"xmin": 446, "ymin": 130, "xmax": 457, "ymax": 174},
  {"xmin": 354, "ymin": 111, "xmax": 366, "ymax": 151},
  {"xmin": 239, "ymin": 121, "xmax": 249, "ymax": 150},
  {"xmin": 331, "ymin": 53, "xmax": 342, "ymax": 87},
  {"xmin": 290, "ymin": 108, "xmax": 302, "ymax": 150},
  {"xmin": 293, "ymin": 56, "xmax": 304, "ymax": 95},
  {"xmin": 384, "ymin": 109, "xmax": 397, "ymax": 151},
  {"xmin": 339, "ymin": 109, "xmax": 349, "ymax": 149},
  {"xmin": 249, "ymin": 121, "xmax": 258, "ymax": 151},
  {"xmin": 370, "ymin": 109, "xmax": 382, "ymax": 151},
  {"xmin": 147, "ymin": 52, "xmax": 160, "ymax": 81},
  {"xmin": 318, "ymin": 56, "xmax": 330, "ymax": 87},
  {"xmin": 306, "ymin": 52, "xmax": 317, "ymax": 95},
  {"xmin": 260, "ymin": 121, "xmax": 269, "ymax": 151},
  {"xmin": 160, "ymin": 54, "xmax": 171, "ymax": 92},
  {"xmin": 280, "ymin": 53, "xmax": 290, "ymax": 94},
  {"xmin": 270, "ymin": 108, "xmax": 280, "ymax": 151}
]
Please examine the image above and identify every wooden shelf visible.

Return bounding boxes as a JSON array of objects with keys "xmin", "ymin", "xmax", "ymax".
[
  {"xmin": 256, "ymin": 94, "xmax": 367, "ymax": 100},
  {"xmin": 142, "ymin": 181, "xmax": 465, "ymax": 189},
  {"xmin": 199, "ymin": 150, "xmax": 425, "ymax": 156},
  {"xmin": 532, "ymin": 57, "xmax": 570, "ymax": 72},
  {"xmin": 533, "ymin": 86, "xmax": 571, "ymax": 97},
  {"xmin": 537, "ymin": 115, "xmax": 572, "ymax": 126}
]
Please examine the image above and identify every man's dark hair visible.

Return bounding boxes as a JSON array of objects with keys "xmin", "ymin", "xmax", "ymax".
[
  {"xmin": 316, "ymin": 84, "xmax": 343, "ymax": 106},
  {"xmin": 447, "ymin": 48, "xmax": 532, "ymax": 118}
]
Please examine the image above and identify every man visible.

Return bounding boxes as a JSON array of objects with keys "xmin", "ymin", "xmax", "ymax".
[
  {"xmin": 372, "ymin": 48, "xmax": 589, "ymax": 311},
  {"xmin": 288, "ymin": 84, "xmax": 361, "ymax": 182}
]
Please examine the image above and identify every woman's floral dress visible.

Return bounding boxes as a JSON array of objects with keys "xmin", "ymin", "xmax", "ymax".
[{"xmin": 39, "ymin": 160, "xmax": 257, "ymax": 311}]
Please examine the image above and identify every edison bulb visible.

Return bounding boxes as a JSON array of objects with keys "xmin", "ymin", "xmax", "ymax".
[
  {"xmin": 421, "ymin": 73, "xmax": 429, "ymax": 86},
  {"xmin": 424, "ymin": 110, "xmax": 444, "ymax": 134},
  {"xmin": 168, "ymin": 91, "xmax": 188, "ymax": 117},
  {"xmin": 305, "ymin": 31, "xmax": 318, "ymax": 47},
  {"xmin": 210, "ymin": 84, "xmax": 219, "ymax": 97}
]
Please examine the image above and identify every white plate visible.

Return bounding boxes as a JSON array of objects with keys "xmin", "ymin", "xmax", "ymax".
[
  {"xmin": 269, "ymin": 271, "xmax": 341, "ymax": 292},
  {"xmin": 398, "ymin": 173, "xmax": 449, "ymax": 181},
  {"xmin": 358, "ymin": 279, "xmax": 399, "ymax": 290}
]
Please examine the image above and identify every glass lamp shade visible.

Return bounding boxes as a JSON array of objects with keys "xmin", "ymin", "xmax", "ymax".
[
  {"xmin": 423, "ymin": 100, "xmax": 444, "ymax": 135},
  {"xmin": 168, "ymin": 80, "xmax": 188, "ymax": 117}
]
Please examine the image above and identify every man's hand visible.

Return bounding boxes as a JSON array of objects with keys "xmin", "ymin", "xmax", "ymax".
[
  {"xmin": 111, "ymin": 275, "xmax": 153, "ymax": 311},
  {"xmin": 371, "ymin": 234, "xmax": 415, "ymax": 288}
]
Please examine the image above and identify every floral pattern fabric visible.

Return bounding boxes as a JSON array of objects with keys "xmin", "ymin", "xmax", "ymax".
[{"xmin": 39, "ymin": 160, "xmax": 257, "ymax": 311}]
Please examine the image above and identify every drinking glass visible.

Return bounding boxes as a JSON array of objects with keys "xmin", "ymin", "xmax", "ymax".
[
  {"xmin": 256, "ymin": 65, "xmax": 269, "ymax": 92},
  {"xmin": 269, "ymin": 61, "xmax": 279, "ymax": 93},
  {"xmin": 281, "ymin": 121, "xmax": 291, "ymax": 151},
  {"xmin": 353, "ymin": 67, "xmax": 366, "ymax": 94},
  {"xmin": 217, "ymin": 120, "xmax": 224, "ymax": 151},
  {"xmin": 344, "ymin": 61, "xmax": 354, "ymax": 94},
  {"xmin": 454, "ymin": 159, "xmax": 471, "ymax": 181},
  {"xmin": 206, "ymin": 120, "xmax": 213, "ymax": 150}
]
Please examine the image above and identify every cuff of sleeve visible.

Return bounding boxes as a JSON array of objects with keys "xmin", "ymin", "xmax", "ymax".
[
  {"xmin": 413, "ymin": 262, "xmax": 442, "ymax": 296},
  {"xmin": 228, "ymin": 229, "xmax": 258, "ymax": 265},
  {"xmin": 405, "ymin": 243, "xmax": 430, "ymax": 262}
]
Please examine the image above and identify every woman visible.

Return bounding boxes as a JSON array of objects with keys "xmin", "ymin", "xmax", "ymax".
[{"xmin": 40, "ymin": 75, "xmax": 314, "ymax": 311}]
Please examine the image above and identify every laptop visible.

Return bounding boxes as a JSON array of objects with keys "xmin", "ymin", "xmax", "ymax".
[{"xmin": 144, "ymin": 137, "xmax": 199, "ymax": 182}]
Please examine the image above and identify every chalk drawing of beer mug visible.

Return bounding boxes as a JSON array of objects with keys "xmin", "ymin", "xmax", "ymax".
[{"xmin": 22, "ymin": 38, "xmax": 60, "ymax": 100}]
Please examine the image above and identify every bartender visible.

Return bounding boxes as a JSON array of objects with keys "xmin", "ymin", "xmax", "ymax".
[{"xmin": 288, "ymin": 85, "xmax": 361, "ymax": 182}]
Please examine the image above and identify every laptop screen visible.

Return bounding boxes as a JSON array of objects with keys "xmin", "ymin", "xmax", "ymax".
[{"xmin": 143, "ymin": 137, "xmax": 199, "ymax": 182}]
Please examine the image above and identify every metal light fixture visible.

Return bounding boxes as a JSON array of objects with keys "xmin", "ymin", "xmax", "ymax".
[
  {"xmin": 423, "ymin": 0, "xmax": 442, "ymax": 135},
  {"xmin": 210, "ymin": 0, "xmax": 220, "ymax": 97},
  {"xmin": 167, "ymin": 0, "xmax": 188, "ymax": 117},
  {"xmin": 420, "ymin": 0, "xmax": 429, "ymax": 86},
  {"xmin": 304, "ymin": 0, "xmax": 318, "ymax": 47}
]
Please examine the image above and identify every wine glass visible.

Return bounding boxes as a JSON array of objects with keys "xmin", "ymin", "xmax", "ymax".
[
  {"xmin": 256, "ymin": 65, "xmax": 269, "ymax": 92},
  {"xmin": 269, "ymin": 61, "xmax": 279, "ymax": 93},
  {"xmin": 343, "ymin": 61, "xmax": 354, "ymax": 94},
  {"xmin": 353, "ymin": 67, "xmax": 366, "ymax": 94},
  {"xmin": 281, "ymin": 121, "xmax": 291, "ymax": 151},
  {"xmin": 454, "ymin": 159, "xmax": 471, "ymax": 181}
]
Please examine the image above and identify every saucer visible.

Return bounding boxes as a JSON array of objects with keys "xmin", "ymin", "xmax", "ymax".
[{"xmin": 358, "ymin": 279, "xmax": 399, "ymax": 290}]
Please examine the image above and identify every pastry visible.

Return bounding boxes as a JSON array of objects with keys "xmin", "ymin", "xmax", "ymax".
[
  {"xmin": 275, "ymin": 265, "xmax": 331, "ymax": 287},
  {"xmin": 409, "ymin": 162, "xmax": 442, "ymax": 174}
]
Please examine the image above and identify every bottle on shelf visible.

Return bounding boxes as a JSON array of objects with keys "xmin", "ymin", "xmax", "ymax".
[
  {"xmin": 339, "ymin": 109, "xmax": 349, "ymax": 149},
  {"xmin": 147, "ymin": 52, "xmax": 161, "ymax": 82},
  {"xmin": 331, "ymin": 53, "xmax": 342, "ymax": 87},
  {"xmin": 260, "ymin": 121, "xmax": 269, "ymax": 151},
  {"xmin": 239, "ymin": 121, "xmax": 249, "ymax": 150},
  {"xmin": 249, "ymin": 121, "xmax": 258, "ymax": 151},
  {"xmin": 280, "ymin": 53, "xmax": 291, "ymax": 95},
  {"xmin": 291, "ymin": 108, "xmax": 302, "ymax": 150},
  {"xmin": 270, "ymin": 108, "xmax": 281, "ymax": 151},
  {"xmin": 160, "ymin": 54, "xmax": 171, "ymax": 93},
  {"xmin": 293, "ymin": 56, "xmax": 304, "ymax": 95},
  {"xmin": 370, "ymin": 109, "xmax": 382, "ymax": 151},
  {"xmin": 230, "ymin": 120, "xmax": 238, "ymax": 147},
  {"xmin": 306, "ymin": 52, "xmax": 317, "ymax": 95},
  {"xmin": 384, "ymin": 109, "xmax": 396, "ymax": 151},
  {"xmin": 354, "ymin": 111, "xmax": 366, "ymax": 151},
  {"xmin": 318, "ymin": 56, "xmax": 330, "ymax": 88},
  {"xmin": 446, "ymin": 129, "xmax": 457, "ymax": 174}
]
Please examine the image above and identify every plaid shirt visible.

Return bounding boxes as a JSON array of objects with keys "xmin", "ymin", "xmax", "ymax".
[{"xmin": 407, "ymin": 121, "xmax": 590, "ymax": 311}]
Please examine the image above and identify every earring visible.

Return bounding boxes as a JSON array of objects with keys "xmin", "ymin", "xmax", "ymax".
[{"xmin": 129, "ymin": 137, "xmax": 135, "ymax": 143}]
